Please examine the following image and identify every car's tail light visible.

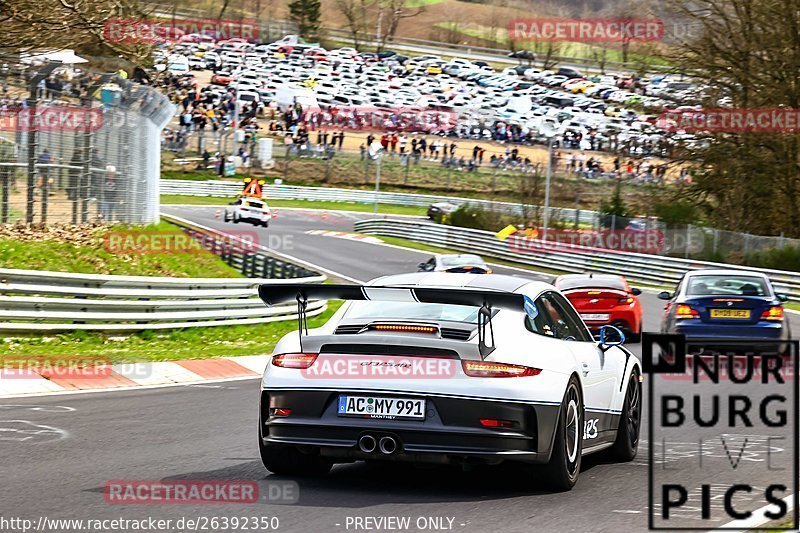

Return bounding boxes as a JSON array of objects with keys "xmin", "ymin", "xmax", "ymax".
[
  {"xmin": 618, "ymin": 297, "xmax": 634, "ymax": 304},
  {"xmin": 271, "ymin": 408, "xmax": 291, "ymax": 417},
  {"xmin": 272, "ymin": 353, "xmax": 319, "ymax": 369},
  {"xmin": 761, "ymin": 306, "xmax": 784, "ymax": 321},
  {"xmin": 461, "ymin": 360, "xmax": 542, "ymax": 378},
  {"xmin": 480, "ymin": 418, "xmax": 514, "ymax": 428},
  {"xmin": 675, "ymin": 304, "xmax": 699, "ymax": 319},
  {"xmin": 371, "ymin": 324, "xmax": 437, "ymax": 334}
]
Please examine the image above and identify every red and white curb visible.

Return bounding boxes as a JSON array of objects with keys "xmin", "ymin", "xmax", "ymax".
[{"xmin": 0, "ymin": 355, "xmax": 270, "ymax": 397}]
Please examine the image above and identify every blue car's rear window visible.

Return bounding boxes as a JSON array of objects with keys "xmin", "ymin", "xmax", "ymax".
[{"xmin": 686, "ymin": 275, "xmax": 768, "ymax": 296}]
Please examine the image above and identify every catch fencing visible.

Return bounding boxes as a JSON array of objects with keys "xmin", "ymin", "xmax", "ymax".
[
  {"xmin": 160, "ymin": 178, "xmax": 600, "ymax": 225},
  {"xmin": 0, "ymin": 59, "xmax": 173, "ymax": 225},
  {"xmin": 163, "ymin": 178, "xmax": 800, "ymax": 262},
  {"xmin": 0, "ymin": 216, "xmax": 325, "ymax": 332},
  {"xmin": 353, "ymin": 218, "xmax": 800, "ymax": 299}
]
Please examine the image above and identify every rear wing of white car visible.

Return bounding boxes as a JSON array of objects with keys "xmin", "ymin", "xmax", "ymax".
[
  {"xmin": 258, "ymin": 283, "xmax": 537, "ymax": 358},
  {"xmin": 258, "ymin": 283, "xmax": 525, "ymax": 310}
]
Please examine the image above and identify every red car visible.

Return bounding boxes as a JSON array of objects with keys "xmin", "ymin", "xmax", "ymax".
[
  {"xmin": 554, "ymin": 273, "xmax": 643, "ymax": 342},
  {"xmin": 210, "ymin": 72, "xmax": 233, "ymax": 86}
]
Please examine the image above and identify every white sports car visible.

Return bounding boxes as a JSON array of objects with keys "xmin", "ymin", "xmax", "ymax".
[{"xmin": 257, "ymin": 273, "xmax": 642, "ymax": 490}]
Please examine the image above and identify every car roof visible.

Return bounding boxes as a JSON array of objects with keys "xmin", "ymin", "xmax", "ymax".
[
  {"xmin": 685, "ymin": 269, "xmax": 769, "ymax": 279},
  {"xmin": 367, "ymin": 272, "xmax": 552, "ymax": 296},
  {"xmin": 435, "ymin": 253, "xmax": 484, "ymax": 260}
]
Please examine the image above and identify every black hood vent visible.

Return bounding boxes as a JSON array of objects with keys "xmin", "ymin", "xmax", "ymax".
[{"xmin": 440, "ymin": 327, "xmax": 473, "ymax": 341}]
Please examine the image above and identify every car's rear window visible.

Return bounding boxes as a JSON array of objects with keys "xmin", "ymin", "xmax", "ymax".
[
  {"xmin": 245, "ymin": 200, "xmax": 263, "ymax": 209},
  {"xmin": 344, "ymin": 301, "xmax": 479, "ymax": 324},
  {"xmin": 686, "ymin": 275, "xmax": 769, "ymax": 296},
  {"xmin": 559, "ymin": 276, "xmax": 626, "ymax": 291},
  {"xmin": 440, "ymin": 255, "xmax": 485, "ymax": 268}
]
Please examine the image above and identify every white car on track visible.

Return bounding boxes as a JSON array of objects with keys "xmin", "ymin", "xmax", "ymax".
[
  {"xmin": 224, "ymin": 197, "xmax": 271, "ymax": 227},
  {"xmin": 257, "ymin": 273, "xmax": 642, "ymax": 490}
]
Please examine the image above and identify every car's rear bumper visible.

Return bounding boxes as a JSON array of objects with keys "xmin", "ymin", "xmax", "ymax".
[
  {"xmin": 259, "ymin": 389, "xmax": 561, "ymax": 464},
  {"xmin": 675, "ymin": 322, "xmax": 786, "ymax": 339},
  {"xmin": 582, "ymin": 309, "xmax": 640, "ymax": 332},
  {"xmin": 673, "ymin": 322, "xmax": 789, "ymax": 353}
]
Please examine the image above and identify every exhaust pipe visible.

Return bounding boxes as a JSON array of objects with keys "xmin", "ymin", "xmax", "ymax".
[
  {"xmin": 358, "ymin": 434, "xmax": 377, "ymax": 453},
  {"xmin": 378, "ymin": 436, "xmax": 398, "ymax": 455}
]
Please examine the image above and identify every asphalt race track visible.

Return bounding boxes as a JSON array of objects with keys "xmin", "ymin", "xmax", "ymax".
[{"xmin": 3, "ymin": 205, "xmax": 798, "ymax": 533}]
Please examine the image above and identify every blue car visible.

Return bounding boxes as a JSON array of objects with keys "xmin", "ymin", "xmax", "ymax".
[{"xmin": 659, "ymin": 269, "xmax": 791, "ymax": 352}]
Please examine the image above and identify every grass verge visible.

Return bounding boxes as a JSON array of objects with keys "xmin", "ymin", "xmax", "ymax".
[
  {"xmin": 2, "ymin": 302, "xmax": 341, "ymax": 363},
  {"xmin": 0, "ymin": 221, "xmax": 242, "ymax": 277}
]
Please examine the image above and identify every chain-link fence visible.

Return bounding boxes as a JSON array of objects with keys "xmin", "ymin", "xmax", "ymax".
[{"xmin": 0, "ymin": 59, "xmax": 173, "ymax": 225}]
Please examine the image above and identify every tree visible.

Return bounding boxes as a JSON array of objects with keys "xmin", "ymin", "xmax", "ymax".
[
  {"xmin": 335, "ymin": 0, "xmax": 373, "ymax": 50},
  {"xmin": 288, "ymin": 0, "xmax": 321, "ymax": 40},
  {"xmin": 598, "ymin": 180, "xmax": 631, "ymax": 229},
  {"xmin": 375, "ymin": 0, "xmax": 425, "ymax": 52},
  {"xmin": 664, "ymin": 0, "xmax": 800, "ymax": 237},
  {"xmin": 0, "ymin": 0, "xmax": 153, "ymax": 65}
]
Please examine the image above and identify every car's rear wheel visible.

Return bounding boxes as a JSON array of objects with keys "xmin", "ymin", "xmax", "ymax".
[
  {"xmin": 258, "ymin": 439, "xmax": 332, "ymax": 477},
  {"xmin": 607, "ymin": 369, "xmax": 641, "ymax": 461},
  {"xmin": 542, "ymin": 376, "xmax": 583, "ymax": 491}
]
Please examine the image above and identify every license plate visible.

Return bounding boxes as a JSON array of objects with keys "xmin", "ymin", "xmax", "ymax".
[
  {"xmin": 710, "ymin": 309, "xmax": 751, "ymax": 319},
  {"xmin": 581, "ymin": 313, "xmax": 610, "ymax": 322},
  {"xmin": 337, "ymin": 396, "xmax": 426, "ymax": 420}
]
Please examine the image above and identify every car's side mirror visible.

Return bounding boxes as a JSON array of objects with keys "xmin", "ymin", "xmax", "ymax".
[
  {"xmin": 598, "ymin": 324, "xmax": 625, "ymax": 351},
  {"xmin": 657, "ymin": 291, "xmax": 672, "ymax": 300},
  {"xmin": 777, "ymin": 293, "xmax": 789, "ymax": 302},
  {"xmin": 631, "ymin": 287, "xmax": 642, "ymax": 296}
]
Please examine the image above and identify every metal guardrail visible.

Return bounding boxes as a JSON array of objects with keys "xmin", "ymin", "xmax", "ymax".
[
  {"xmin": 160, "ymin": 179, "xmax": 600, "ymax": 225},
  {"xmin": 0, "ymin": 222, "xmax": 327, "ymax": 332},
  {"xmin": 353, "ymin": 218, "xmax": 800, "ymax": 299}
]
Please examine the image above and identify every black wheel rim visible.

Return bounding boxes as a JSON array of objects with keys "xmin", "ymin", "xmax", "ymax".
[
  {"xmin": 564, "ymin": 385, "xmax": 581, "ymax": 476},
  {"xmin": 626, "ymin": 376, "xmax": 641, "ymax": 448}
]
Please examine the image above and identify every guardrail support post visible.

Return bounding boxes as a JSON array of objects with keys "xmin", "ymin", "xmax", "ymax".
[{"xmin": 0, "ymin": 171, "xmax": 8, "ymax": 223}]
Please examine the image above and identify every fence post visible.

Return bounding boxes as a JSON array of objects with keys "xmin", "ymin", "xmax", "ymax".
[
  {"xmin": 0, "ymin": 172, "xmax": 7, "ymax": 222},
  {"xmin": 713, "ymin": 229, "xmax": 719, "ymax": 255},
  {"xmin": 684, "ymin": 224, "xmax": 691, "ymax": 259},
  {"xmin": 25, "ymin": 84, "xmax": 38, "ymax": 223}
]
